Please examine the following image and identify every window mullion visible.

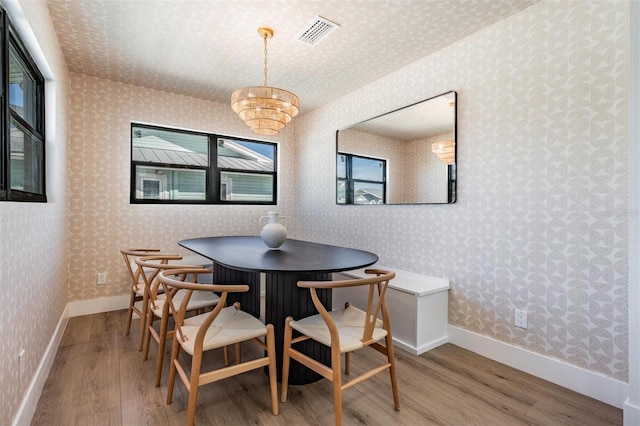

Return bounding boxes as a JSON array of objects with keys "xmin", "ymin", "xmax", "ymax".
[{"xmin": 209, "ymin": 134, "xmax": 218, "ymax": 203}]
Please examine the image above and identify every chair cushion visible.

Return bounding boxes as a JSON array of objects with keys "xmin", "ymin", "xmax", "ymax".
[
  {"xmin": 178, "ymin": 307, "xmax": 267, "ymax": 355},
  {"xmin": 151, "ymin": 291, "xmax": 220, "ymax": 317},
  {"xmin": 289, "ymin": 305, "xmax": 387, "ymax": 353},
  {"xmin": 343, "ymin": 304, "xmax": 383, "ymax": 328},
  {"xmin": 133, "ymin": 282, "xmax": 145, "ymax": 296}
]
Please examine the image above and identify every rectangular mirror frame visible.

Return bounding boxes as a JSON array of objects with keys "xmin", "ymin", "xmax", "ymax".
[{"xmin": 336, "ymin": 90, "xmax": 457, "ymax": 205}]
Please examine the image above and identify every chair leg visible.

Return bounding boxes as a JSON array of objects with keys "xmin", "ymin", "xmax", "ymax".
[
  {"xmin": 265, "ymin": 324, "xmax": 279, "ymax": 415},
  {"xmin": 280, "ymin": 317, "xmax": 293, "ymax": 403},
  {"xmin": 166, "ymin": 338, "xmax": 181, "ymax": 404},
  {"xmin": 342, "ymin": 302, "xmax": 351, "ymax": 375},
  {"xmin": 186, "ymin": 349, "xmax": 203, "ymax": 426},
  {"xmin": 223, "ymin": 345, "xmax": 229, "ymax": 366},
  {"xmin": 235, "ymin": 342, "xmax": 242, "ymax": 365},
  {"xmin": 142, "ymin": 310, "xmax": 155, "ymax": 361},
  {"xmin": 332, "ymin": 345, "xmax": 343, "ymax": 426},
  {"xmin": 154, "ymin": 316, "xmax": 170, "ymax": 387},
  {"xmin": 125, "ymin": 289, "xmax": 136, "ymax": 335},
  {"xmin": 137, "ymin": 292, "xmax": 149, "ymax": 351},
  {"xmin": 385, "ymin": 334, "xmax": 400, "ymax": 411}
]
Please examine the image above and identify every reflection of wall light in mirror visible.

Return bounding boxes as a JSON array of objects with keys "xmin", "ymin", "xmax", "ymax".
[{"xmin": 431, "ymin": 100, "xmax": 456, "ymax": 165}]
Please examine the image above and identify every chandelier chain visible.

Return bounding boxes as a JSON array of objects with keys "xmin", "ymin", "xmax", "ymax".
[{"xmin": 263, "ymin": 33, "xmax": 268, "ymax": 87}]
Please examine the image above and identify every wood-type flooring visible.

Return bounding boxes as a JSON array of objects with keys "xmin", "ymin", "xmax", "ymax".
[{"xmin": 32, "ymin": 310, "xmax": 623, "ymax": 425}]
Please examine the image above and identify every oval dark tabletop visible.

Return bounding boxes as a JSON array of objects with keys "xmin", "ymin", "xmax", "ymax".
[{"xmin": 179, "ymin": 236, "xmax": 378, "ymax": 274}]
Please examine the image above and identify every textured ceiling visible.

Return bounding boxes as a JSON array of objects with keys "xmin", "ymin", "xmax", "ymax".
[{"xmin": 46, "ymin": 0, "xmax": 539, "ymax": 115}]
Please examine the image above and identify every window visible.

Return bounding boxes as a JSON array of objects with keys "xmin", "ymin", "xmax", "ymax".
[
  {"xmin": 337, "ymin": 153, "xmax": 386, "ymax": 204},
  {"xmin": 131, "ymin": 124, "xmax": 277, "ymax": 204},
  {"xmin": 0, "ymin": 9, "xmax": 46, "ymax": 202}
]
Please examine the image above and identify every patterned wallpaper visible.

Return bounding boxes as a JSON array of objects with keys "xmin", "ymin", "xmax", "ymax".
[
  {"xmin": 0, "ymin": 1, "xmax": 69, "ymax": 425},
  {"xmin": 67, "ymin": 74, "xmax": 296, "ymax": 302},
  {"xmin": 292, "ymin": 0, "xmax": 629, "ymax": 382}
]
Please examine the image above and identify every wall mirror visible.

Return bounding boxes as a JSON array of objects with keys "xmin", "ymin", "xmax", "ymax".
[{"xmin": 336, "ymin": 90, "xmax": 456, "ymax": 205}]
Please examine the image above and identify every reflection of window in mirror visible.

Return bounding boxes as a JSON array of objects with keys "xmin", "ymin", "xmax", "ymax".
[
  {"xmin": 336, "ymin": 90, "xmax": 456, "ymax": 205},
  {"xmin": 336, "ymin": 153, "xmax": 387, "ymax": 204}
]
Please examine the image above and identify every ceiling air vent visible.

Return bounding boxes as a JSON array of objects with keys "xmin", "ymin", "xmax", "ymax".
[{"xmin": 296, "ymin": 16, "xmax": 340, "ymax": 47}]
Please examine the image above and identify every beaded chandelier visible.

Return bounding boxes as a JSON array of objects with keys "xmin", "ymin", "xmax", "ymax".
[{"xmin": 231, "ymin": 28, "xmax": 299, "ymax": 136}]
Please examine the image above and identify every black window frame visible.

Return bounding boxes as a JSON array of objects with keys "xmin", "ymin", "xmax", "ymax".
[
  {"xmin": 337, "ymin": 152, "xmax": 387, "ymax": 205},
  {"xmin": 130, "ymin": 123, "xmax": 278, "ymax": 205},
  {"xmin": 0, "ymin": 8, "xmax": 46, "ymax": 202}
]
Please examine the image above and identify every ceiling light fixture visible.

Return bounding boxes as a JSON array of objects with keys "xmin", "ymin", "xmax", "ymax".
[{"xmin": 231, "ymin": 27, "xmax": 299, "ymax": 136}]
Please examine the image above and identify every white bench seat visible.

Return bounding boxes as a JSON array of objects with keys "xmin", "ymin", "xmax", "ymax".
[{"xmin": 333, "ymin": 265, "xmax": 449, "ymax": 355}]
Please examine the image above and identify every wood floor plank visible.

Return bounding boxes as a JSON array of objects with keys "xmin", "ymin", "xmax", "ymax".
[
  {"xmin": 76, "ymin": 329, "xmax": 121, "ymax": 420},
  {"xmin": 400, "ymin": 352, "xmax": 540, "ymax": 423},
  {"xmin": 422, "ymin": 344, "xmax": 622, "ymax": 425},
  {"xmin": 76, "ymin": 405, "xmax": 122, "ymax": 426},
  {"xmin": 32, "ymin": 309, "xmax": 624, "ymax": 426},
  {"xmin": 280, "ymin": 381, "xmax": 336, "ymax": 425},
  {"xmin": 526, "ymin": 396, "xmax": 622, "ymax": 426},
  {"xmin": 31, "ymin": 342, "xmax": 89, "ymax": 426},
  {"xmin": 59, "ymin": 315, "xmax": 93, "ymax": 347},
  {"xmin": 344, "ymin": 348, "xmax": 498, "ymax": 425},
  {"xmin": 119, "ymin": 351, "xmax": 169, "ymax": 426},
  {"xmin": 90, "ymin": 310, "xmax": 123, "ymax": 337}
]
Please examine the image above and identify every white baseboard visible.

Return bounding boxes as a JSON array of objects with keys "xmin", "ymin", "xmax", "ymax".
[
  {"xmin": 12, "ymin": 310, "xmax": 68, "ymax": 426},
  {"xmin": 625, "ymin": 398, "xmax": 640, "ymax": 425},
  {"xmin": 395, "ymin": 335, "xmax": 449, "ymax": 355},
  {"xmin": 65, "ymin": 294, "xmax": 131, "ymax": 317},
  {"xmin": 447, "ymin": 325, "xmax": 628, "ymax": 409}
]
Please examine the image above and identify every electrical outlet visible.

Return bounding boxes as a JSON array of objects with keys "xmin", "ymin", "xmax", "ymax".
[
  {"xmin": 19, "ymin": 349, "xmax": 25, "ymax": 381},
  {"xmin": 515, "ymin": 309, "xmax": 528, "ymax": 329},
  {"xmin": 97, "ymin": 272, "xmax": 107, "ymax": 286}
]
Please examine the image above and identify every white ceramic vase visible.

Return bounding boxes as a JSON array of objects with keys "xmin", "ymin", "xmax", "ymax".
[{"xmin": 260, "ymin": 212, "xmax": 287, "ymax": 250}]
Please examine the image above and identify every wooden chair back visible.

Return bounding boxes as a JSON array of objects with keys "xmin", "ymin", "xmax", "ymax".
[
  {"xmin": 120, "ymin": 248, "xmax": 161, "ymax": 293},
  {"xmin": 297, "ymin": 269, "xmax": 396, "ymax": 345},
  {"xmin": 135, "ymin": 255, "xmax": 205, "ymax": 310},
  {"xmin": 120, "ymin": 247, "xmax": 161, "ymax": 339}
]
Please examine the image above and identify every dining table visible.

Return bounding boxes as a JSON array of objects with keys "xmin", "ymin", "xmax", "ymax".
[{"xmin": 178, "ymin": 235, "xmax": 378, "ymax": 385}]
